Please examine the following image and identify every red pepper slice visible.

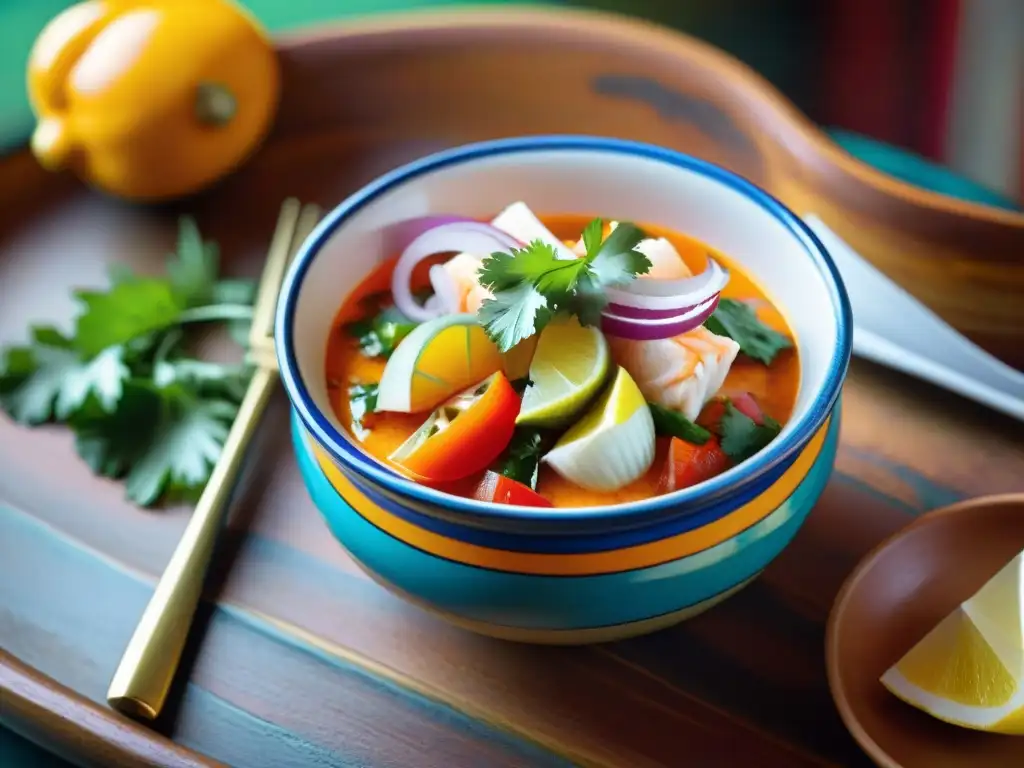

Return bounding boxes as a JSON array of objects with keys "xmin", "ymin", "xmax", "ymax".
[
  {"xmin": 390, "ymin": 372, "xmax": 518, "ymax": 482},
  {"xmin": 659, "ymin": 436, "xmax": 731, "ymax": 492},
  {"xmin": 471, "ymin": 470, "xmax": 552, "ymax": 507}
]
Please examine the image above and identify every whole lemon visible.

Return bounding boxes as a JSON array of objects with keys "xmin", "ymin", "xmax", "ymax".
[{"xmin": 27, "ymin": 0, "xmax": 280, "ymax": 201}]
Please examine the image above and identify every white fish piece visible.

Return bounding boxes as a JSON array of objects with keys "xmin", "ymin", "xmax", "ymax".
[
  {"xmin": 609, "ymin": 326, "xmax": 740, "ymax": 421},
  {"xmin": 635, "ymin": 236, "xmax": 693, "ymax": 280},
  {"xmin": 426, "ymin": 252, "xmax": 492, "ymax": 314},
  {"xmin": 430, "ymin": 205, "xmax": 696, "ymax": 315},
  {"xmin": 492, "ymin": 201, "xmax": 576, "ymax": 260},
  {"xmin": 429, "ymin": 201, "xmax": 572, "ymax": 314}
]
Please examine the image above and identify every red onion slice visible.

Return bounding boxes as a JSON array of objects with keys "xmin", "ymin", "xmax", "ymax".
[
  {"xmin": 601, "ymin": 295, "xmax": 721, "ymax": 341},
  {"xmin": 390, "ymin": 221, "xmax": 520, "ymax": 322},
  {"xmin": 383, "ymin": 215, "xmax": 476, "ymax": 255},
  {"xmin": 603, "ymin": 259, "xmax": 729, "ymax": 322},
  {"xmin": 606, "ymin": 258, "xmax": 728, "ymax": 307}
]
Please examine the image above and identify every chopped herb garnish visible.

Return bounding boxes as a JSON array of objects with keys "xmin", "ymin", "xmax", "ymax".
[
  {"xmin": 346, "ymin": 304, "xmax": 418, "ymax": 359},
  {"xmin": 648, "ymin": 402, "xmax": 711, "ymax": 445},
  {"xmin": 493, "ymin": 428, "xmax": 549, "ymax": 490},
  {"xmin": 705, "ymin": 298, "xmax": 792, "ymax": 365},
  {"xmin": 476, "ymin": 219, "xmax": 651, "ymax": 351},
  {"xmin": 718, "ymin": 401, "xmax": 781, "ymax": 463},
  {"xmin": 0, "ymin": 217, "xmax": 257, "ymax": 507},
  {"xmin": 348, "ymin": 382, "xmax": 379, "ymax": 440}
]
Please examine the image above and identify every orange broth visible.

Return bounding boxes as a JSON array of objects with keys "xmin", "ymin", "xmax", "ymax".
[{"xmin": 325, "ymin": 214, "xmax": 800, "ymax": 507}]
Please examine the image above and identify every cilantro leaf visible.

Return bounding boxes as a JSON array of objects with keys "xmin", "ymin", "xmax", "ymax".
[
  {"xmin": 493, "ymin": 428, "xmax": 549, "ymax": 490},
  {"xmin": 0, "ymin": 327, "xmax": 129, "ymax": 424},
  {"xmin": 74, "ymin": 279, "xmax": 185, "ymax": 358},
  {"xmin": 705, "ymin": 299, "xmax": 792, "ymax": 365},
  {"xmin": 581, "ymin": 218, "xmax": 604, "ymax": 258},
  {"xmin": 213, "ymin": 278, "xmax": 258, "ymax": 346},
  {"xmin": 719, "ymin": 401, "xmax": 781, "ymax": 463},
  {"xmin": 55, "ymin": 346, "xmax": 130, "ymax": 418},
  {"xmin": 348, "ymin": 382, "xmax": 379, "ymax": 440},
  {"xmin": 585, "ymin": 222, "xmax": 648, "ymax": 285},
  {"xmin": 212, "ymin": 278, "xmax": 256, "ymax": 305},
  {"xmin": 346, "ymin": 304, "xmax": 418, "ymax": 359},
  {"xmin": 2, "ymin": 215, "xmax": 263, "ymax": 507},
  {"xmin": 478, "ymin": 283, "xmax": 553, "ymax": 352},
  {"xmin": 476, "ymin": 222, "xmax": 650, "ymax": 351},
  {"xmin": 123, "ymin": 386, "xmax": 237, "ymax": 506},
  {"xmin": 154, "ymin": 358, "xmax": 251, "ymax": 401},
  {"xmin": 168, "ymin": 217, "xmax": 220, "ymax": 307},
  {"xmin": 71, "ymin": 382, "xmax": 162, "ymax": 478},
  {"xmin": 478, "ymin": 241, "xmax": 572, "ymax": 295},
  {"xmin": 107, "ymin": 262, "xmax": 137, "ymax": 285},
  {"xmin": 648, "ymin": 402, "xmax": 711, "ymax": 445}
]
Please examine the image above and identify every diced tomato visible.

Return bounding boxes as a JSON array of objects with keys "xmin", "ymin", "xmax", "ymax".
[
  {"xmin": 697, "ymin": 391, "xmax": 765, "ymax": 432},
  {"xmin": 471, "ymin": 471, "xmax": 552, "ymax": 507},
  {"xmin": 659, "ymin": 437, "xmax": 731, "ymax": 492},
  {"xmin": 728, "ymin": 391, "xmax": 766, "ymax": 425},
  {"xmin": 390, "ymin": 372, "xmax": 519, "ymax": 482},
  {"xmin": 696, "ymin": 399, "xmax": 727, "ymax": 431}
]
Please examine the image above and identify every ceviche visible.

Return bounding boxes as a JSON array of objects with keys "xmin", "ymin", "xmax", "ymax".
[{"xmin": 325, "ymin": 202, "xmax": 798, "ymax": 508}]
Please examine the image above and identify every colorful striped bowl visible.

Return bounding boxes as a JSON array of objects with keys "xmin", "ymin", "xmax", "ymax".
[{"xmin": 277, "ymin": 136, "xmax": 852, "ymax": 643}]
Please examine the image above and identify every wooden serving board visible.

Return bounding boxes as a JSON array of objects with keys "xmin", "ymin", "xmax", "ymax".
[{"xmin": 1, "ymin": 9, "xmax": 1022, "ymax": 768}]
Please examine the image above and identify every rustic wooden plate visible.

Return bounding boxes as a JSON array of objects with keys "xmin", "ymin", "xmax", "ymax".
[
  {"xmin": 827, "ymin": 494, "xmax": 1024, "ymax": 768},
  {"xmin": 1, "ymin": 8, "xmax": 1023, "ymax": 767}
]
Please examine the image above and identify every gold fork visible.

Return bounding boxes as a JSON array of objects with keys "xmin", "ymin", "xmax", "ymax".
[{"xmin": 107, "ymin": 198, "xmax": 321, "ymax": 720}]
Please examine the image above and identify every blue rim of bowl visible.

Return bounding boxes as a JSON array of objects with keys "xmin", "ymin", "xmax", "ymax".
[{"xmin": 277, "ymin": 135, "xmax": 853, "ymax": 527}]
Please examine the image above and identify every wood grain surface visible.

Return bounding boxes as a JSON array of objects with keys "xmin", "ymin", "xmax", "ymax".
[{"xmin": 1, "ymin": 9, "xmax": 1023, "ymax": 768}]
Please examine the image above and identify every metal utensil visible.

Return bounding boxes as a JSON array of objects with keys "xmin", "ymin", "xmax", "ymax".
[
  {"xmin": 804, "ymin": 215, "xmax": 1024, "ymax": 422},
  {"xmin": 107, "ymin": 199, "xmax": 321, "ymax": 719}
]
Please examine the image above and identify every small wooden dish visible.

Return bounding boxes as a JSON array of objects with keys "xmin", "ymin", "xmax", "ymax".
[{"xmin": 826, "ymin": 494, "xmax": 1024, "ymax": 768}]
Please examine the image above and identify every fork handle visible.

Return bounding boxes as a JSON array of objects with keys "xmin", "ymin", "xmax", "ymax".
[{"xmin": 106, "ymin": 366, "xmax": 277, "ymax": 719}]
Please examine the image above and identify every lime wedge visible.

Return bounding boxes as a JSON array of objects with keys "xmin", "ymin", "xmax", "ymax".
[
  {"xmin": 376, "ymin": 314, "xmax": 503, "ymax": 413},
  {"xmin": 543, "ymin": 366, "xmax": 655, "ymax": 491},
  {"xmin": 516, "ymin": 318, "xmax": 610, "ymax": 428}
]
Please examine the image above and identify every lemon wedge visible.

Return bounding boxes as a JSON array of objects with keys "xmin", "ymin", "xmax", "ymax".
[
  {"xmin": 880, "ymin": 547, "xmax": 1024, "ymax": 734},
  {"xmin": 542, "ymin": 366, "xmax": 655, "ymax": 492},
  {"xmin": 376, "ymin": 314, "xmax": 503, "ymax": 413}
]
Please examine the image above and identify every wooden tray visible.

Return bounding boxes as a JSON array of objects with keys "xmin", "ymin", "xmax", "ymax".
[{"xmin": 1, "ymin": 8, "xmax": 1022, "ymax": 767}]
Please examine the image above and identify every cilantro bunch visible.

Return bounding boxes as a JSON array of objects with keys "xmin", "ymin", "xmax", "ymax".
[
  {"xmin": 476, "ymin": 219, "xmax": 651, "ymax": 352},
  {"xmin": 0, "ymin": 218, "xmax": 257, "ymax": 507}
]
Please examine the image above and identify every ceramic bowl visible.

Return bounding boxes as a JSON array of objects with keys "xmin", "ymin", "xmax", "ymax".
[{"xmin": 276, "ymin": 136, "xmax": 852, "ymax": 643}]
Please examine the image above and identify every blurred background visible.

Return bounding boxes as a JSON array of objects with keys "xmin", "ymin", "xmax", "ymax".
[{"xmin": 0, "ymin": 0, "xmax": 1020, "ymax": 207}]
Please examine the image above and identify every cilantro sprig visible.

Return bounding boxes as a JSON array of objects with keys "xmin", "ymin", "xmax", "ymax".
[
  {"xmin": 476, "ymin": 219, "xmax": 651, "ymax": 351},
  {"xmin": 718, "ymin": 402, "xmax": 782, "ymax": 464},
  {"xmin": 705, "ymin": 299, "xmax": 792, "ymax": 365},
  {"xmin": 0, "ymin": 218, "xmax": 257, "ymax": 507},
  {"xmin": 492, "ymin": 428, "xmax": 551, "ymax": 490},
  {"xmin": 346, "ymin": 304, "xmax": 418, "ymax": 359}
]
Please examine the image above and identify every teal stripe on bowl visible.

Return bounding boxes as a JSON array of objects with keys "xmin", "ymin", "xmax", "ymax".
[{"xmin": 293, "ymin": 408, "xmax": 839, "ymax": 630}]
